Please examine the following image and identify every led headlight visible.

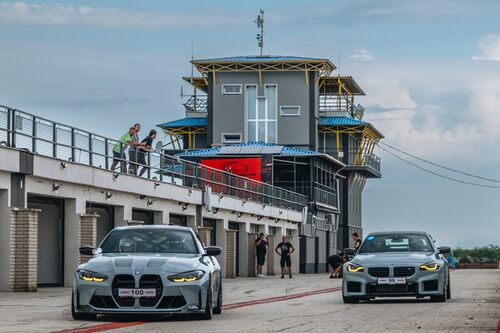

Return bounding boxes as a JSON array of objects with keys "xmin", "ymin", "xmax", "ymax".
[
  {"xmin": 168, "ymin": 270, "xmax": 205, "ymax": 282},
  {"xmin": 347, "ymin": 263, "xmax": 364, "ymax": 273},
  {"xmin": 420, "ymin": 262, "xmax": 440, "ymax": 271},
  {"xmin": 77, "ymin": 269, "xmax": 108, "ymax": 282}
]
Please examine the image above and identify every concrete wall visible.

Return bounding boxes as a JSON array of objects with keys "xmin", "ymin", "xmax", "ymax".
[
  {"xmin": 211, "ymin": 71, "xmax": 313, "ymax": 148},
  {"xmin": 0, "ymin": 147, "xmax": 303, "ymax": 290}
]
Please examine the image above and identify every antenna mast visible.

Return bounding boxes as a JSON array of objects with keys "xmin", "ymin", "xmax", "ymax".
[{"xmin": 256, "ymin": 9, "xmax": 264, "ymax": 56}]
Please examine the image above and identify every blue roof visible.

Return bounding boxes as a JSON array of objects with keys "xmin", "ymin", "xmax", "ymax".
[
  {"xmin": 319, "ymin": 116, "xmax": 367, "ymax": 126},
  {"xmin": 193, "ymin": 55, "xmax": 327, "ymax": 63},
  {"xmin": 157, "ymin": 118, "xmax": 207, "ymax": 128},
  {"xmin": 177, "ymin": 142, "xmax": 319, "ymax": 157}
]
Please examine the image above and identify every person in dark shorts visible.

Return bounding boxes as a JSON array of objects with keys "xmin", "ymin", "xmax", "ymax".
[
  {"xmin": 111, "ymin": 127, "xmax": 136, "ymax": 173},
  {"xmin": 327, "ymin": 252, "xmax": 347, "ymax": 279},
  {"xmin": 255, "ymin": 233, "xmax": 268, "ymax": 277},
  {"xmin": 275, "ymin": 236, "xmax": 295, "ymax": 279},
  {"xmin": 137, "ymin": 129, "xmax": 157, "ymax": 177}
]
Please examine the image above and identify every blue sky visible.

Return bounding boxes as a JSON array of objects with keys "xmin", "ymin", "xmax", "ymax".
[{"xmin": 1, "ymin": 0, "xmax": 500, "ymax": 247}]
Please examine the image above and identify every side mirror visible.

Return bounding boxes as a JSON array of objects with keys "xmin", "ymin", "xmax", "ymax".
[
  {"xmin": 438, "ymin": 246, "xmax": 451, "ymax": 254},
  {"xmin": 79, "ymin": 245, "xmax": 95, "ymax": 256},
  {"xmin": 204, "ymin": 246, "xmax": 222, "ymax": 256},
  {"xmin": 344, "ymin": 248, "xmax": 356, "ymax": 256}
]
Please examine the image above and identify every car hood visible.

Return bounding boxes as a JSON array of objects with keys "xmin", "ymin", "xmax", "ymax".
[
  {"xmin": 352, "ymin": 252, "xmax": 437, "ymax": 265},
  {"xmin": 79, "ymin": 253, "xmax": 204, "ymax": 275}
]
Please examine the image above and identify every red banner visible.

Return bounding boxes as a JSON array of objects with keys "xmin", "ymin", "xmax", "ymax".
[{"xmin": 201, "ymin": 158, "xmax": 262, "ymax": 181}]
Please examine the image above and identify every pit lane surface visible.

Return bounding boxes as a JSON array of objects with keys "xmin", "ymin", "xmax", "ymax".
[{"xmin": 0, "ymin": 269, "xmax": 498, "ymax": 333}]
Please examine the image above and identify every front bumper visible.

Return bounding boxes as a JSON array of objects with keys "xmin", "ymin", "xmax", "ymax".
[
  {"xmin": 73, "ymin": 273, "xmax": 210, "ymax": 315},
  {"xmin": 343, "ymin": 265, "xmax": 445, "ymax": 298}
]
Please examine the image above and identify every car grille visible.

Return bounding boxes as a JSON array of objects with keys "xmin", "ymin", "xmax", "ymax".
[
  {"xmin": 112, "ymin": 274, "xmax": 135, "ymax": 307},
  {"xmin": 347, "ymin": 282, "xmax": 362, "ymax": 293},
  {"xmin": 394, "ymin": 266, "xmax": 415, "ymax": 277},
  {"xmin": 367, "ymin": 283, "xmax": 417, "ymax": 295},
  {"xmin": 139, "ymin": 275, "xmax": 163, "ymax": 307},
  {"xmin": 368, "ymin": 267, "xmax": 390, "ymax": 277},
  {"xmin": 90, "ymin": 295, "xmax": 118, "ymax": 309},
  {"xmin": 157, "ymin": 296, "xmax": 187, "ymax": 309}
]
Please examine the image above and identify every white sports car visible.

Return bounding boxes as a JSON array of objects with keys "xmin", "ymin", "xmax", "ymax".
[{"xmin": 72, "ymin": 225, "xmax": 222, "ymax": 320}]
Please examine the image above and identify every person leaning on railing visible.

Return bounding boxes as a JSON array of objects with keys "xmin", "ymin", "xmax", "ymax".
[
  {"xmin": 137, "ymin": 129, "xmax": 157, "ymax": 177},
  {"xmin": 111, "ymin": 127, "xmax": 136, "ymax": 173}
]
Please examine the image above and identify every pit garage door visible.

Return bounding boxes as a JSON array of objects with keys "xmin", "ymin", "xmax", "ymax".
[
  {"xmin": 86, "ymin": 204, "xmax": 114, "ymax": 245},
  {"xmin": 132, "ymin": 209, "xmax": 154, "ymax": 225},
  {"xmin": 28, "ymin": 196, "xmax": 63, "ymax": 286}
]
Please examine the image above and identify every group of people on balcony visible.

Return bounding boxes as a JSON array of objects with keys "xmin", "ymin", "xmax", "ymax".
[{"xmin": 111, "ymin": 123, "xmax": 157, "ymax": 177}]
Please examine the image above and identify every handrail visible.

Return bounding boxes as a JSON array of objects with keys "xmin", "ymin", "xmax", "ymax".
[{"xmin": 0, "ymin": 105, "xmax": 308, "ymax": 211}]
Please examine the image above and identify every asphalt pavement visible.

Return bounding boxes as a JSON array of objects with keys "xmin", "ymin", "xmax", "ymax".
[{"xmin": 0, "ymin": 269, "xmax": 498, "ymax": 333}]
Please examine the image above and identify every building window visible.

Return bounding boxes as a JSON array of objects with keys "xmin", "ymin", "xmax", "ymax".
[
  {"xmin": 280, "ymin": 106, "xmax": 300, "ymax": 116},
  {"xmin": 222, "ymin": 133, "xmax": 242, "ymax": 144},
  {"xmin": 222, "ymin": 84, "xmax": 242, "ymax": 95},
  {"xmin": 246, "ymin": 85, "xmax": 277, "ymax": 143}
]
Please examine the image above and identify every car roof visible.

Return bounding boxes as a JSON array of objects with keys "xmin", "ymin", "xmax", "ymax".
[
  {"xmin": 367, "ymin": 231, "xmax": 429, "ymax": 236},
  {"xmin": 114, "ymin": 225, "xmax": 193, "ymax": 232}
]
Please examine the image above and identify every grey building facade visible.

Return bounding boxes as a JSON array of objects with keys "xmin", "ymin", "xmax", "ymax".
[{"xmin": 159, "ymin": 55, "xmax": 383, "ymax": 273}]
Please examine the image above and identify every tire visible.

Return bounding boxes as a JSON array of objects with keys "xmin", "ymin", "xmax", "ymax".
[
  {"xmin": 198, "ymin": 286, "xmax": 213, "ymax": 320},
  {"xmin": 446, "ymin": 277, "xmax": 451, "ymax": 300},
  {"xmin": 71, "ymin": 291, "xmax": 96, "ymax": 321},
  {"xmin": 213, "ymin": 278, "xmax": 223, "ymax": 315},
  {"xmin": 430, "ymin": 280, "xmax": 447, "ymax": 303},
  {"xmin": 342, "ymin": 287, "xmax": 359, "ymax": 304}
]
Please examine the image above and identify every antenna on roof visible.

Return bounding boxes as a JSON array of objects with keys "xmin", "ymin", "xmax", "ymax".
[
  {"xmin": 255, "ymin": 9, "xmax": 264, "ymax": 56},
  {"xmin": 191, "ymin": 39, "xmax": 194, "ymax": 77}
]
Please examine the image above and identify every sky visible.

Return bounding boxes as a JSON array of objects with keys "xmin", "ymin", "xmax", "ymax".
[{"xmin": 1, "ymin": 0, "xmax": 499, "ymax": 248}]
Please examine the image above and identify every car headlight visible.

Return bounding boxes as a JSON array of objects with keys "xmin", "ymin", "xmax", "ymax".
[
  {"xmin": 77, "ymin": 269, "xmax": 108, "ymax": 282},
  {"xmin": 346, "ymin": 263, "xmax": 364, "ymax": 273},
  {"xmin": 420, "ymin": 262, "xmax": 440, "ymax": 271},
  {"xmin": 167, "ymin": 270, "xmax": 205, "ymax": 282}
]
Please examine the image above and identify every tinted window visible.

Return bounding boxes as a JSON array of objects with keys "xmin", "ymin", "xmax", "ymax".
[
  {"xmin": 100, "ymin": 229, "xmax": 198, "ymax": 254},
  {"xmin": 358, "ymin": 234, "xmax": 433, "ymax": 253}
]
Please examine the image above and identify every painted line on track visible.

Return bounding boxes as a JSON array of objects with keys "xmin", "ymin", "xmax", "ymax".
[
  {"xmin": 496, "ymin": 319, "xmax": 500, "ymax": 333},
  {"xmin": 53, "ymin": 286, "xmax": 342, "ymax": 333}
]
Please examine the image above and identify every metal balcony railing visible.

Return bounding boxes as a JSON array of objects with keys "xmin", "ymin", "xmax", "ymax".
[
  {"xmin": 323, "ymin": 148, "xmax": 381, "ymax": 173},
  {"xmin": 183, "ymin": 95, "xmax": 207, "ymax": 113},
  {"xmin": 0, "ymin": 105, "xmax": 308, "ymax": 211},
  {"xmin": 318, "ymin": 95, "xmax": 354, "ymax": 113}
]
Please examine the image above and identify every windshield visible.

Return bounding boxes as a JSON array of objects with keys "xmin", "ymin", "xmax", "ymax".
[
  {"xmin": 100, "ymin": 229, "xmax": 199, "ymax": 254},
  {"xmin": 358, "ymin": 234, "xmax": 434, "ymax": 253}
]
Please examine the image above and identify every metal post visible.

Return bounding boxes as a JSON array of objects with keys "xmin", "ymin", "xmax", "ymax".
[
  {"xmin": 32, "ymin": 117, "xmax": 37, "ymax": 153},
  {"xmin": 147, "ymin": 151, "xmax": 151, "ymax": 179},
  {"xmin": 104, "ymin": 138, "xmax": 109, "ymax": 169},
  {"xmin": 52, "ymin": 123, "xmax": 57, "ymax": 158},
  {"xmin": 88, "ymin": 134, "xmax": 93, "ymax": 166},
  {"xmin": 71, "ymin": 128, "xmax": 76, "ymax": 162},
  {"xmin": 10, "ymin": 109, "xmax": 16, "ymax": 148},
  {"xmin": 6, "ymin": 108, "xmax": 11, "ymax": 147}
]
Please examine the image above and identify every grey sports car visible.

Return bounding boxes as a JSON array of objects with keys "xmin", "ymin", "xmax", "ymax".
[
  {"xmin": 72, "ymin": 225, "xmax": 222, "ymax": 320},
  {"xmin": 342, "ymin": 231, "xmax": 451, "ymax": 303}
]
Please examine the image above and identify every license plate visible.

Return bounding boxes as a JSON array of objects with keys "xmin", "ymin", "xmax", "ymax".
[
  {"xmin": 118, "ymin": 288, "xmax": 156, "ymax": 298},
  {"xmin": 377, "ymin": 277, "xmax": 406, "ymax": 285}
]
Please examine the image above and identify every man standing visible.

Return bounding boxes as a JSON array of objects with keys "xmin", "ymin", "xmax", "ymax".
[
  {"xmin": 352, "ymin": 232, "xmax": 362, "ymax": 252},
  {"xmin": 128, "ymin": 123, "xmax": 141, "ymax": 175},
  {"xmin": 111, "ymin": 127, "xmax": 136, "ymax": 173},
  {"xmin": 138, "ymin": 129, "xmax": 157, "ymax": 177},
  {"xmin": 275, "ymin": 236, "xmax": 295, "ymax": 279},
  {"xmin": 255, "ymin": 233, "xmax": 267, "ymax": 278}
]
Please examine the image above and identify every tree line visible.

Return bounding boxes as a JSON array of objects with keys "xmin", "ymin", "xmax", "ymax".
[{"xmin": 453, "ymin": 245, "xmax": 500, "ymax": 263}]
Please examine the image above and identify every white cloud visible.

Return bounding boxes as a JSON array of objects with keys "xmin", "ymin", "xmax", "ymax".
[
  {"xmin": 349, "ymin": 48, "xmax": 375, "ymax": 61},
  {"xmin": 362, "ymin": 79, "xmax": 417, "ymax": 109},
  {"xmin": 0, "ymin": 2, "xmax": 241, "ymax": 29},
  {"xmin": 472, "ymin": 33, "xmax": 500, "ymax": 61}
]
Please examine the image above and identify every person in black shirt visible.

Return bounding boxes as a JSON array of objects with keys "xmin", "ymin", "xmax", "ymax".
[
  {"xmin": 255, "ymin": 233, "xmax": 268, "ymax": 277},
  {"xmin": 327, "ymin": 252, "xmax": 348, "ymax": 279},
  {"xmin": 352, "ymin": 232, "xmax": 362, "ymax": 253},
  {"xmin": 275, "ymin": 236, "xmax": 295, "ymax": 279},
  {"xmin": 138, "ymin": 129, "xmax": 157, "ymax": 177}
]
